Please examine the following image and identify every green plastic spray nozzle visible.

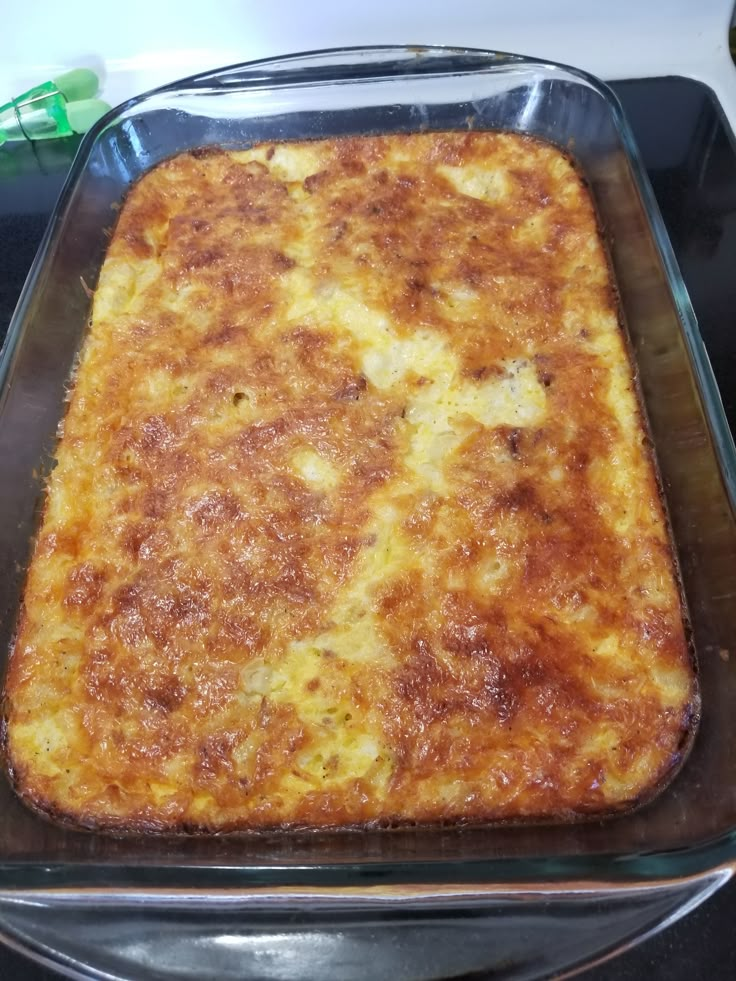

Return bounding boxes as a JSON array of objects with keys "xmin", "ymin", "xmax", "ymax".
[{"xmin": 0, "ymin": 69, "xmax": 111, "ymax": 146}]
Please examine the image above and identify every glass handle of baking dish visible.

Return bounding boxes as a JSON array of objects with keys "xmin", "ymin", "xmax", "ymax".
[
  {"xmin": 0, "ymin": 873, "xmax": 728, "ymax": 980},
  {"xmin": 168, "ymin": 45, "xmax": 527, "ymax": 92}
]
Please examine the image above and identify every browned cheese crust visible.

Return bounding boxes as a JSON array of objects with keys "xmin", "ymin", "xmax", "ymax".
[{"xmin": 4, "ymin": 132, "xmax": 697, "ymax": 832}]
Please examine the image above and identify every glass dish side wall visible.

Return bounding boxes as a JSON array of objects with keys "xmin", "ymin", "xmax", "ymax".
[{"xmin": 0, "ymin": 49, "xmax": 735, "ymax": 886}]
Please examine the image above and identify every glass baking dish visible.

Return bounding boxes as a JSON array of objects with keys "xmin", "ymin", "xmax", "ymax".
[{"xmin": 1, "ymin": 45, "xmax": 736, "ymax": 980}]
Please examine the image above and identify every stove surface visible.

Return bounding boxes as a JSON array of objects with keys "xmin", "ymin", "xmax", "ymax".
[{"xmin": 0, "ymin": 75, "xmax": 735, "ymax": 980}]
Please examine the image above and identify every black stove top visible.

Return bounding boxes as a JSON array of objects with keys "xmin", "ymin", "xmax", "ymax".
[{"xmin": 1, "ymin": 76, "xmax": 735, "ymax": 980}]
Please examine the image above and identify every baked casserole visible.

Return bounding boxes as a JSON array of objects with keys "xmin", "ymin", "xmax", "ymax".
[{"xmin": 3, "ymin": 131, "xmax": 697, "ymax": 831}]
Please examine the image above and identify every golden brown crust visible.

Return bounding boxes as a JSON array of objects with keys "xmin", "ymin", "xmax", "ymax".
[{"xmin": 4, "ymin": 132, "xmax": 697, "ymax": 833}]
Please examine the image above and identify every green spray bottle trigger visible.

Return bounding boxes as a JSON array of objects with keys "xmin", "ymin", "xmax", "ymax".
[{"xmin": 0, "ymin": 69, "xmax": 110, "ymax": 146}]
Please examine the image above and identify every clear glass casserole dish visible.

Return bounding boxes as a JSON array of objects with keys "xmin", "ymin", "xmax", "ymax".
[{"xmin": 1, "ymin": 45, "xmax": 735, "ymax": 980}]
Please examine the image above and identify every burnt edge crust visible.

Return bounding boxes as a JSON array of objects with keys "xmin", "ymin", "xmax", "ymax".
[
  {"xmin": 587, "ymin": 172, "xmax": 701, "ymax": 763},
  {"xmin": 1, "ymin": 710, "xmax": 698, "ymax": 837}
]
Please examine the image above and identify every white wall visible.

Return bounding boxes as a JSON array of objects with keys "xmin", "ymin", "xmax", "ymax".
[{"xmin": 3, "ymin": 1, "xmax": 736, "ymax": 125}]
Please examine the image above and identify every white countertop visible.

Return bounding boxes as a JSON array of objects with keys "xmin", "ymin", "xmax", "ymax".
[{"xmin": 3, "ymin": 1, "xmax": 736, "ymax": 130}]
